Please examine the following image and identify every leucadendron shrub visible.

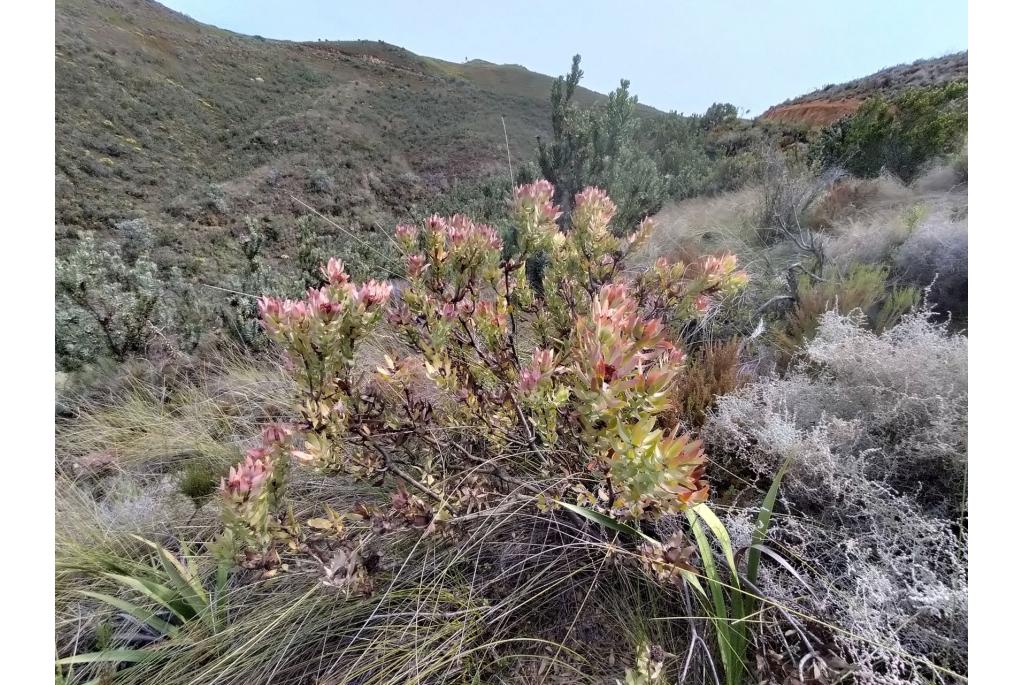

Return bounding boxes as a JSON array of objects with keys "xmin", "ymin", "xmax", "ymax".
[{"xmin": 213, "ymin": 181, "xmax": 747, "ymax": 567}]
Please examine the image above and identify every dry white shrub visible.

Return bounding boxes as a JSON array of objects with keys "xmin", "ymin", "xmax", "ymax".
[
  {"xmin": 704, "ymin": 311, "xmax": 967, "ymax": 683},
  {"xmin": 823, "ymin": 170, "xmax": 966, "ymax": 274},
  {"xmin": 57, "ymin": 474, "xmax": 203, "ymax": 543}
]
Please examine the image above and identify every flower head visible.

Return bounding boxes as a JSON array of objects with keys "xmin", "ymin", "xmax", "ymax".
[
  {"xmin": 261, "ymin": 423, "xmax": 291, "ymax": 446},
  {"xmin": 357, "ymin": 280, "xmax": 394, "ymax": 307},
  {"xmin": 518, "ymin": 368, "xmax": 541, "ymax": 393},
  {"xmin": 627, "ymin": 217, "xmax": 655, "ymax": 247},
  {"xmin": 258, "ymin": 296, "xmax": 282, "ymax": 320},
  {"xmin": 323, "ymin": 258, "xmax": 350, "ymax": 286},
  {"xmin": 395, "ymin": 223, "xmax": 418, "ymax": 248},
  {"xmin": 573, "ymin": 187, "xmax": 616, "ymax": 234},
  {"xmin": 513, "ymin": 180, "xmax": 562, "ymax": 225},
  {"xmin": 221, "ymin": 454, "xmax": 270, "ymax": 500},
  {"xmin": 306, "ymin": 287, "xmax": 336, "ymax": 315},
  {"xmin": 477, "ymin": 224, "xmax": 502, "ymax": 251},
  {"xmin": 530, "ymin": 347, "xmax": 556, "ymax": 374},
  {"xmin": 280, "ymin": 298, "xmax": 310, "ymax": 324},
  {"xmin": 447, "ymin": 214, "xmax": 473, "ymax": 246},
  {"xmin": 514, "ymin": 179, "xmax": 554, "ymax": 203},
  {"xmin": 406, "ymin": 254, "xmax": 428, "ymax": 278},
  {"xmin": 518, "ymin": 347, "xmax": 558, "ymax": 394},
  {"xmin": 426, "ymin": 214, "xmax": 446, "ymax": 238}
]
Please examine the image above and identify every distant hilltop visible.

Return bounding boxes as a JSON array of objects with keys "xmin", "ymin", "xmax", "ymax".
[{"xmin": 761, "ymin": 52, "xmax": 967, "ymax": 127}]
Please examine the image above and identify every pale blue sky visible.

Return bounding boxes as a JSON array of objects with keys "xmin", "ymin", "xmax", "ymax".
[{"xmin": 162, "ymin": 0, "xmax": 966, "ymax": 115}]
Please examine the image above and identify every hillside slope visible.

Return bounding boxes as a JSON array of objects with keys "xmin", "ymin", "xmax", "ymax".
[
  {"xmin": 56, "ymin": 0, "xmax": 610, "ymax": 275},
  {"xmin": 760, "ymin": 52, "xmax": 967, "ymax": 127}
]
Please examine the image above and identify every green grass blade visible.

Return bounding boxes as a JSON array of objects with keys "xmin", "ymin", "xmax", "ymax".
[
  {"xmin": 213, "ymin": 562, "xmax": 229, "ymax": 633},
  {"xmin": 131, "ymin": 536, "xmax": 208, "ymax": 605},
  {"xmin": 746, "ymin": 543, "xmax": 815, "ymax": 597},
  {"xmin": 747, "ymin": 459, "xmax": 791, "ymax": 588},
  {"xmin": 555, "ymin": 501, "xmax": 657, "ymax": 543},
  {"xmin": 692, "ymin": 503, "xmax": 739, "ymax": 583},
  {"xmin": 687, "ymin": 509, "xmax": 743, "ymax": 685},
  {"xmin": 55, "ymin": 649, "xmax": 157, "ymax": 666},
  {"xmin": 693, "ymin": 502, "xmax": 749, "ymax": 671},
  {"xmin": 681, "ymin": 569, "xmax": 709, "ymax": 600},
  {"xmin": 154, "ymin": 544, "xmax": 208, "ymax": 603},
  {"xmin": 155, "ymin": 548, "xmax": 208, "ymax": 620},
  {"xmin": 102, "ymin": 573, "xmax": 189, "ymax": 622},
  {"xmin": 79, "ymin": 591, "xmax": 180, "ymax": 638}
]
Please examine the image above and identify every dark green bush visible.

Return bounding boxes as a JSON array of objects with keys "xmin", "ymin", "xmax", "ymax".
[
  {"xmin": 537, "ymin": 55, "xmax": 667, "ymax": 233},
  {"xmin": 179, "ymin": 461, "xmax": 218, "ymax": 506},
  {"xmin": 641, "ymin": 104, "xmax": 758, "ymax": 200},
  {"xmin": 56, "ymin": 228, "xmax": 216, "ymax": 370},
  {"xmin": 56, "ymin": 233, "xmax": 164, "ymax": 368},
  {"xmin": 811, "ymin": 81, "xmax": 967, "ymax": 182},
  {"xmin": 220, "ymin": 220, "xmax": 273, "ymax": 350}
]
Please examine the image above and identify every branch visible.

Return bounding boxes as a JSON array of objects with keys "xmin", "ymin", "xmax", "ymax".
[{"xmin": 361, "ymin": 439, "xmax": 443, "ymax": 503}]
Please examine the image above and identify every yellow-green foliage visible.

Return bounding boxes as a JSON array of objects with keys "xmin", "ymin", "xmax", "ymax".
[
  {"xmin": 775, "ymin": 263, "xmax": 918, "ymax": 358},
  {"xmin": 875, "ymin": 285, "xmax": 921, "ymax": 333}
]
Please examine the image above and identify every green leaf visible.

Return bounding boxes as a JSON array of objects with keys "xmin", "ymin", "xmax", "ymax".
[
  {"xmin": 129, "ymin": 536, "xmax": 208, "ymax": 613},
  {"xmin": 692, "ymin": 503, "xmax": 739, "ymax": 583},
  {"xmin": 213, "ymin": 562, "xmax": 230, "ymax": 633},
  {"xmin": 687, "ymin": 509, "xmax": 749, "ymax": 685},
  {"xmin": 160, "ymin": 547, "xmax": 208, "ymax": 604},
  {"xmin": 79, "ymin": 591, "xmax": 179, "ymax": 638},
  {"xmin": 306, "ymin": 517, "xmax": 333, "ymax": 529},
  {"xmin": 686, "ymin": 514, "xmax": 731, "ymax": 650},
  {"xmin": 744, "ymin": 543, "xmax": 815, "ymax": 597},
  {"xmin": 680, "ymin": 568, "xmax": 708, "ymax": 600},
  {"xmin": 692, "ymin": 502, "xmax": 750, "ymax": 675},
  {"xmin": 102, "ymin": 573, "xmax": 188, "ymax": 622},
  {"xmin": 747, "ymin": 458, "xmax": 790, "ymax": 588},
  {"xmin": 555, "ymin": 501, "xmax": 657, "ymax": 543},
  {"xmin": 181, "ymin": 540, "xmax": 200, "ymax": 581},
  {"xmin": 155, "ymin": 548, "xmax": 208, "ymax": 620}
]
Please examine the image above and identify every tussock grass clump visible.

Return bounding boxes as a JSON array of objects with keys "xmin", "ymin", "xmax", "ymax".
[
  {"xmin": 57, "ymin": 354, "xmax": 293, "ymax": 471},
  {"xmin": 56, "ymin": 479, "xmax": 721, "ymax": 684},
  {"xmin": 629, "ymin": 187, "xmax": 762, "ymax": 269}
]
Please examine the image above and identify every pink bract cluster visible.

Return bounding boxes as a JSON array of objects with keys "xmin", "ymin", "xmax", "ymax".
[
  {"xmin": 513, "ymin": 179, "xmax": 562, "ymax": 225},
  {"xmin": 572, "ymin": 187, "xmax": 617, "ymax": 233},
  {"xmin": 257, "ymin": 261, "xmax": 393, "ymax": 339},
  {"xmin": 220, "ymin": 423, "xmax": 292, "ymax": 502},
  {"xmin": 519, "ymin": 347, "xmax": 558, "ymax": 394},
  {"xmin": 394, "ymin": 213, "xmax": 508, "ymax": 299}
]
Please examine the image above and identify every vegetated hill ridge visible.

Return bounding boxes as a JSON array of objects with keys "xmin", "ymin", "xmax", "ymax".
[
  {"xmin": 56, "ymin": 0, "xmax": 961, "ymax": 282},
  {"xmin": 761, "ymin": 52, "xmax": 967, "ymax": 127},
  {"xmin": 56, "ymin": 0, "xmax": 617, "ymax": 276}
]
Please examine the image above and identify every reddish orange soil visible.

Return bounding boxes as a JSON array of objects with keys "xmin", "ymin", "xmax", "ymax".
[{"xmin": 760, "ymin": 98, "xmax": 864, "ymax": 127}]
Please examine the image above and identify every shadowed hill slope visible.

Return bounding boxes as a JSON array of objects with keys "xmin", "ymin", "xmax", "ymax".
[{"xmin": 56, "ymin": 0, "xmax": 613, "ymax": 275}]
